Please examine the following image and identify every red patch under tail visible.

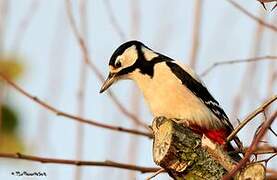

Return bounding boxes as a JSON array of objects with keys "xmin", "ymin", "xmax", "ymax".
[
  {"xmin": 189, "ymin": 125, "xmax": 228, "ymax": 145},
  {"xmin": 189, "ymin": 124, "xmax": 241, "ymax": 161},
  {"xmin": 203, "ymin": 129, "xmax": 228, "ymax": 145}
]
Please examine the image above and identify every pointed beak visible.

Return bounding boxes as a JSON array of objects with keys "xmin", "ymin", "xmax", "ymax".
[{"xmin": 99, "ymin": 73, "xmax": 117, "ymax": 93}]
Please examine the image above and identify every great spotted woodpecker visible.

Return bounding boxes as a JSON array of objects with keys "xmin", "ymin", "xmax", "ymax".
[{"xmin": 100, "ymin": 40, "xmax": 242, "ymax": 161}]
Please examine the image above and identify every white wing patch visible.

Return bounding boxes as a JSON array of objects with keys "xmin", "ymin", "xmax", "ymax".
[{"xmin": 141, "ymin": 47, "xmax": 158, "ymax": 61}]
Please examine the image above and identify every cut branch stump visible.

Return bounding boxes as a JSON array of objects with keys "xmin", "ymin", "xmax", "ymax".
[{"xmin": 151, "ymin": 117, "xmax": 265, "ymax": 180}]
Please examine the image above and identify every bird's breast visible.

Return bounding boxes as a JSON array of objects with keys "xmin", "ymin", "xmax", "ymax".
[{"xmin": 132, "ymin": 62, "xmax": 220, "ymax": 129}]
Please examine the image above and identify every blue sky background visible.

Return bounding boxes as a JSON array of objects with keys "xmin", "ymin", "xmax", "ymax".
[{"xmin": 0, "ymin": 0, "xmax": 276, "ymax": 179}]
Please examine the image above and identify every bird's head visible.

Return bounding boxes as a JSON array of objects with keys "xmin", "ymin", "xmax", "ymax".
[{"xmin": 100, "ymin": 40, "xmax": 162, "ymax": 93}]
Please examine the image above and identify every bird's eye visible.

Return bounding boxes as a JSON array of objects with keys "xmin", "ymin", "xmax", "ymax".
[{"xmin": 115, "ymin": 61, "xmax": 121, "ymax": 68}]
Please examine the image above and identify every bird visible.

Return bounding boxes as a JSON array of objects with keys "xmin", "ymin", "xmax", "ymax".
[{"xmin": 100, "ymin": 40, "xmax": 242, "ymax": 161}]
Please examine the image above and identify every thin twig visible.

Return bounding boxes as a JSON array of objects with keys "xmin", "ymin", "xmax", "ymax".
[
  {"xmin": 0, "ymin": 73, "xmax": 152, "ymax": 138},
  {"xmin": 32, "ymin": 5, "xmax": 68, "ymax": 150},
  {"xmin": 11, "ymin": 0, "xmax": 39, "ymax": 51},
  {"xmin": 65, "ymin": 0, "xmax": 97, "ymax": 73},
  {"xmin": 233, "ymin": 145, "xmax": 277, "ymax": 155},
  {"xmin": 0, "ymin": 152, "xmax": 160, "ymax": 173},
  {"xmin": 188, "ymin": 0, "xmax": 203, "ymax": 69},
  {"xmin": 267, "ymin": 168, "xmax": 277, "ymax": 176},
  {"xmin": 224, "ymin": 111, "xmax": 277, "ymax": 179},
  {"xmin": 74, "ymin": 0, "xmax": 88, "ymax": 179},
  {"xmin": 0, "ymin": 0, "xmax": 9, "ymax": 51},
  {"xmin": 230, "ymin": 14, "xmax": 265, "ymax": 121},
  {"xmin": 126, "ymin": 3, "xmax": 141, "ymax": 178},
  {"xmin": 226, "ymin": 0, "xmax": 277, "ymax": 32},
  {"xmin": 146, "ymin": 168, "xmax": 165, "ymax": 180},
  {"xmin": 200, "ymin": 55, "xmax": 277, "ymax": 77},
  {"xmin": 227, "ymin": 95, "xmax": 277, "ymax": 142},
  {"xmin": 103, "ymin": 0, "xmax": 126, "ymax": 41},
  {"xmin": 255, "ymin": 153, "xmax": 277, "ymax": 164},
  {"xmin": 65, "ymin": 0, "xmax": 149, "ymax": 129}
]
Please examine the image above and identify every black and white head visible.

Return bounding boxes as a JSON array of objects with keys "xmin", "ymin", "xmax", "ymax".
[{"xmin": 100, "ymin": 40, "xmax": 170, "ymax": 93}]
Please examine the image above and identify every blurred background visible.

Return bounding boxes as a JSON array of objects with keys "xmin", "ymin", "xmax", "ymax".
[{"xmin": 0, "ymin": 0, "xmax": 276, "ymax": 179}]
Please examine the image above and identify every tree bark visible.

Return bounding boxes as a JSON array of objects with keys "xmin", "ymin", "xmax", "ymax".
[
  {"xmin": 151, "ymin": 117, "xmax": 265, "ymax": 180},
  {"xmin": 152, "ymin": 117, "xmax": 226, "ymax": 179}
]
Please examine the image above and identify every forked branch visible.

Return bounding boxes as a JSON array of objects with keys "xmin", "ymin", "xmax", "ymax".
[
  {"xmin": 65, "ymin": 0, "xmax": 149, "ymax": 129},
  {"xmin": 226, "ymin": 0, "xmax": 277, "ymax": 32},
  {"xmin": 224, "ymin": 111, "xmax": 277, "ymax": 179},
  {"xmin": 227, "ymin": 95, "xmax": 277, "ymax": 142}
]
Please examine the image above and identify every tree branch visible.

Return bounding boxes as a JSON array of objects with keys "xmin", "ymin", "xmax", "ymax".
[
  {"xmin": 146, "ymin": 168, "xmax": 165, "ymax": 180},
  {"xmin": 0, "ymin": 73, "xmax": 152, "ymax": 138},
  {"xmin": 0, "ymin": 152, "xmax": 159, "ymax": 173},
  {"xmin": 226, "ymin": 0, "xmax": 277, "ymax": 32},
  {"xmin": 103, "ymin": 0, "xmax": 126, "ymax": 41},
  {"xmin": 224, "ymin": 110, "xmax": 277, "ymax": 179},
  {"xmin": 227, "ymin": 94, "xmax": 277, "ymax": 142},
  {"xmin": 234, "ymin": 145, "xmax": 277, "ymax": 155},
  {"xmin": 200, "ymin": 55, "xmax": 277, "ymax": 77},
  {"xmin": 188, "ymin": 0, "xmax": 203, "ymax": 69},
  {"xmin": 65, "ymin": 0, "xmax": 149, "ymax": 129},
  {"xmin": 11, "ymin": 0, "xmax": 39, "ymax": 51}
]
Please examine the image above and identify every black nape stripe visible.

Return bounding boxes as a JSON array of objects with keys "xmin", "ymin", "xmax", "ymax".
[
  {"xmin": 165, "ymin": 61, "xmax": 233, "ymax": 131},
  {"xmin": 117, "ymin": 44, "xmax": 173, "ymax": 78}
]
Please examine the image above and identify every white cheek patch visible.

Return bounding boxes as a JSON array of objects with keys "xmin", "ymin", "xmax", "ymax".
[
  {"xmin": 120, "ymin": 45, "xmax": 138, "ymax": 67},
  {"xmin": 141, "ymin": 47, "xmax": 158, "ymax": 61}
]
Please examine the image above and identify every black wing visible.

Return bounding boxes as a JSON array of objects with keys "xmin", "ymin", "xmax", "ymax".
[{"xmin": 165, "ymin": 61, "xmax": 234, "ymax": 131}]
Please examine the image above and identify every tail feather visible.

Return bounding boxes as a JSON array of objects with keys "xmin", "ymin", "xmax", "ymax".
[{"xmin": 226, "ymin": 142, "xmax": 242, "ymax": 162}]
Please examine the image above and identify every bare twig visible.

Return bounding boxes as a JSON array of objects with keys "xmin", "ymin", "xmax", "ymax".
[
  {"xmin": 103, "ymin": 0, "xmax": 126, "ymax": 41},
  {"xmin": 188, "ymin": 0, "xmax": 203, "ymax": 69},
  {"xmin": 74, "ymin": 0, "xmax": 88, "ymax": 179},
  {"xmin": 127, "ymin": 87, "xmax": 141, "ymax": 179},
  {"xmin": 65, "ymin": 0, "xmax": 149, "ymax": 129},
  {"xmin": 267, "ymin": 168, "xmax": 277, "ymax": 176},
  {"xmin": 226, "ymin": 0, "xmax": 277, "ymax": 32},
  {"xmin": 146, "ymin": 168, "xmax": 165, "ymax": 180},
  {"xmin": 224, "ymin": 111, "xmax": 277, "ymax": 179},
  {"xmin": 265, "ymin": 16, "xmax": 277, "ymax": 111},
  {"xmin": 200, "ymin": 55, "xmax": 277, "ymax": 77},
  {"xmin": 11, "ymin": 0, "xmax": 39, "ymax": 51},
  {"xmin": 0, "ymin": 152, "xmax": 160, "ymax": 173},
  {"xmin": 255, "ymin": 153, "xmax": 277, "ymax": 164},
  {"xmin": 233, "ymin": 145, "xmax": 277, "ymax": 155},
  {"xmin": 0, "ymin": 0, "xmax": 9, "ymax": 51},
  {"xmin": 129, "ymin": 0, "xmax": 140, "ymax": 39},
  {"xmin": 0, "ymin": 73, "xmax": 152, "ymax": 138},
  {"xmin": 65, "ymin": 0, "xmax": 96, "ymax": 72},
  {"xmin": 227, "ymin": 95, "xmax": 277, "ymax": 142},
  {"xmin": 33, "ymin": 6, "xmax": 68, "ymax": 151},
  {"xmin": 126, "ymin": 2, "xmax": 141, "ymax": 178},
  {"xmin": 230, "ymin": 13, "xmax": 265, "ymax": 121}
]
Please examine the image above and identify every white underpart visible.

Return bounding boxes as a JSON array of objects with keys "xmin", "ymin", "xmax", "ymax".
[{"xmin": 129, "ymin": 61, "xmax": 222, "ymax": 129}]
